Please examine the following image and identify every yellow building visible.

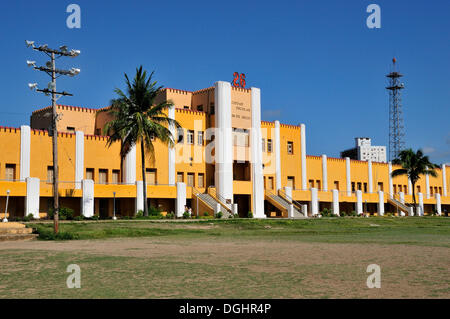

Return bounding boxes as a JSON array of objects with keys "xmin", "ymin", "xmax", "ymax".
[{"xmin": 0, "ymin": 81, "xmax": 448, "ymax": 218}]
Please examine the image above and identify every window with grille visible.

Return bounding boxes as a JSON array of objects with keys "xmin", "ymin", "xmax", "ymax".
[
  {"xmin": 112, "ymin": 170, "xmax": 120, "ymax": 184},
  {"xmin": 187, "ymin": 173, "xmax": 194, "ymax": 187},
  {"xmin": 287, "ymin": 141, "xmax": 294, "ymax": 154},
  {"xmin": 197, "ymin": 131, "xmax": 204, "ymax": 145},
  {"xmin": 146, "ymin": 169, "xmax": 157, "ymax": 185},
  {"xmin": 177, "ymin": 172, "xmax": 184, "ymax": 183},
  {"xmin": 47, "ymin": 166, "xmax": 54, "ymax": 183},
  {"xmin": 86, "ymin": 168, "xmax": 94, "ymax": 181},
  {"xmin": 267, "ymin": 139, "xmax": 273, "ymax": 153},
  {"xmin": 5, "ymin": 164, "xmax": 15, "ymax": 181},
  {"xmin": 99, "ymin": 169, "xmax": 108, "ymax": 184},
  {"xmin": 198, "ymin": 173, "xmax": 204, "ymax": 188},
  {"xmin": 187, "ymin": 130, "xmax": 194, "ymax": 145}
]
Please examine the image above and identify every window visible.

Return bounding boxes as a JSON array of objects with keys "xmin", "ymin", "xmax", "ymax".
[
  {"xmin": 99, "ymin": 169, "xmax": 108, "ymax": 184},
  {"xmin": 309, "ymin": 180, "xmax": 314, "ymax": 188},
  {"xmin": 95, "ymin": 128, "xmax": 101, "ymax": 135},
  {"xmin": 187, "ymin": 173, "xmax": 194, "ymax": 187},
  {"xmin": 177, "ymin": 172, "xmax": 184, "ymax": 183},
  {"xmin": 177, "ymin": 128, "xmax": 184, "ymax": 143},
  {"xmin": 267, "ymin": 176, "xmax": 274, "ymax": 190},
  {"xmin": 351, "ymin": 182, "xmax": 356, "ymax": 192},
  {"xmin": 357, "ymin": 182, "xmax": 362, "ymax": 191},
  {"xmin": 66, "ymin": 126, "xmax": 75, "ymax": 132},
  {"xmin": 210, "ymin": 103, "xmax": 215, "ymax": 114},
  {"xmin": 197, "ymin": 131, "xmax": 204, "ymax": 145},
  {"xmin": 393, "ymin": 185, "xmax": 397, "ymax": 194},
  {"xmin": 86, "ymin": 168, "xmax": 94, "ymax": 181},
  {"xmin": 5, "ymin": 164, "xmax": 15, "ymax": 181},
  {"xmin": 146, "ymin": 169, "xmax": 157, "ymax": 185},
  {"xmin": 197, "ymin": 105, "xmax": 203, "ymax": 112},
  {"xmin": 262, "ymin": 138, "xmax": 265, "ymax": 152},
  {"xmin": 287, "ymin": 141, "xmax": 294, "ymax": 154},
  {"xmin": 398, "ymin": 185, "xmax": 402, "ymax": 193},
  {"xmin": 377, "ymin": 182, "xmax": 384, "ymax": 191},
  {"xmin": 112, "ymin": 170, "xmax": 120, "ymax": 184},
  {"xmin": 439, "ymin": 187, "xmax": 442, "ymax": 195},
  {"xmin": 417, "ymin": 185, "xmax": 421, "ymax": 193},
  {"xmin": 47, "ymin": 166, "xmax": 54, "ymax": 183},
  {"xmin": 364, "ymin": 183, "xmax": 368, "ymax": 193},
  {"xmin": 187, "ymin": 130, "xmax": 194, "ymax": 145},
  {"xmin": 233, "ymin": 128, "xmax": 249, "ymax": 147},
  {"xmin": 316, "ymin": 180, "xmax": 321, "ymax": 190},
  {"xmin": 429, "ymin": 187, "xmax": 433, "ymax": 196},
  {"xmin": 198, "ymin": 173, "xmax": 204, "ymax": 188},
  {"xmin": 287, "ymin": 176, "xmax": 294, "ymax": 189},
  {"xmin": 183, "ymin": 106, "xmax": 190, "ymax": 110},
  {"xmin": 334, "ymin": 181, "xmax": 339, "ymax": 190},
  {"xmin": 267, "ymin": 139, "xmax": 273, "ymax": 152}
]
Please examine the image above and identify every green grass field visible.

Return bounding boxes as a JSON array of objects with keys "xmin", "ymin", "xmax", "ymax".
[
  {"xmin": 28, "ymin": 217, "xmax": 450, "ymax": 247},
  {"xmin": 0, "ymin": 217, "xmax": 449, "ymax": 299}
]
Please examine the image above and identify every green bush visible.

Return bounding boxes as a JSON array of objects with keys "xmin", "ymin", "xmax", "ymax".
[
  {"xmin": 73, "ymin": 215, "xmax": 84, "ymax": 221},
  {"xmin": 36, "ymin": 226, "xmax": 79, "ymax": 241},
  {"xmin": 321, "ymin": 208, "xmax": 336, "ymax": 217},
  {"xmin": 216, "ymin": 211, "xmax": 223, "ymax": 219},
  {"xmin": 91, "ymin": 215, "xmax": 99, "ymax": 220},
  {"xmin": 22, "ymin": 214, "xmax": 34, "ymax": 222},
  {"xmin": 203, "ymin": 212, "xmax": 209, "ymax": 217},
  {"xmin": 149, "ymin": 205, "xmax": 162, "ymax": 216},
  {"xmin": 183, "ymin": 211, "xmax": 190, "ymax": 219},
  {"xmin": 136, "ymin": 210, "xmax": 144, "ymax": 218},
  {"xmin": 59, "ymin": 207, "xmax": 74, "ymax": 220},
  {"xmin": 247, "ymin": 211, "xmax": 253, "ymax": 218}
]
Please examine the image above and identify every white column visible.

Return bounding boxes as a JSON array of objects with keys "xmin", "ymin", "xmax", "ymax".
[
  {"xmin": 75, "ymin": 131, "xmax": 84, "ymax": 189},
  {"xmin": 301, "ymin": 204, "xmax": 308, "ymax": 217},
  {"xmin": 377, "ymin": 191, "xmax": 384, "ymax": 216},
  {"xmin": 368, "ymin": 160, "xmax": 373, "ymax": 193},
  {"xmin": 284, "ymin": 186, "xmax": 292, "ymax": 200},
  {"xmin": 399, "ymin": 191, "xmax": 405, "ymax": 204},
  {"xmin": 176, "ymin": 182, "xmax": 186, "ymax": 218},
  {"xmin": 345, "ymin": 157, "xmax": 351, "ymax": 196},
  {"xmin": 135, "ymin": 181, "xmax": 144, "ymax": 214},
  {"xmin": 232, "ymin": 203, "xmax": 238, "ymax": 217},
  {"xmin": 251, "ymin": 87, "xmax": 265, "ymax": 218},
  {"xmin": 442, "ymin": 164, "xmax": 447, "ymax": 197},
  {"xmin": 274, "ymin": 120, "xmax": 281, "ymax": 191},
  {"xmin": 408, "ymin": 178, "xmax": 413, "ymax": 195},
  {"xmin": 310, "ymin": 188, "xmax": 318, "ymax": 216},
  {"xmin": 168, "ymin": 106, "xmax": 176, "ymax": 185},
  {"xmin": 322, "ymin": 154, "xmax": 328, "ymax": 191},
  {"xmin": 81, "ymin": 179, "xmax": 94, "ymax": 218},
  {"xmin": 214, "ymin": 81, "xmax": 233, "ymax": 202},
  {"xmin": 435, "ymin": 193, "xmax": 442, "ymax": 215},
  {"xmin": 388, "ymin": 161, "xmax": 393, "ymax": 198},
  {"xmin": 332, "ymin": 189, "xmax": 340, "ymax": 216},
  {"xmin": 25, "ymin": 177, "xmax": 39, "ymax": 218},
  {"xmin": 425, "ymin": 169, "xmax": 430, "ymax": 199},
  {"xmin": 123, "ymin": 144, "xmax": 136, "ymax": 184},
  {"xmin": 300, "ymin": 124, "xmax": 307, "ymax": 190},
  {"xmin": 418, "ymin": 192, "xmax": 424, "ymax": 216},
  {"xmin": 214, "ymin": 203, "xmax": 221, "ymax": 215},
  {"xmin": 20, "ymin": 125, "xmax": 31, "ymax": 181},
  {"xmin": 356, "ymin": 190, "xmax": 363, "ymax": 215},
  {"xmin": 288, "ymin": 204, "xmax": 294, "ymax": 218}
]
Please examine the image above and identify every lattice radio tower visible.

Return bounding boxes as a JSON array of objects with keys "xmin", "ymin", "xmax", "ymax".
[{"xmin": 386, "ymin": 58, "xmax": 405, "ymax": 161}]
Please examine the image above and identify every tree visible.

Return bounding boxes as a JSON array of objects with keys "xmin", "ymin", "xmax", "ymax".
[
  {"xmin": 391, "ymin": 149, "xmax": 439, "ymax": 209},
  {"xmin": 101, "ymin": 66, "xmax": 180, "ymax": 216}
]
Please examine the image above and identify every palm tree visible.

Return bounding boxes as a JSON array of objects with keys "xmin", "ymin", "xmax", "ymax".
[
  {"xmin": 391, "ymin": 149, "xmax": 439, "ymax": 209},
  {"xmin": 101, "ymin": 66, "xmax": 180, "ymax": 216}
]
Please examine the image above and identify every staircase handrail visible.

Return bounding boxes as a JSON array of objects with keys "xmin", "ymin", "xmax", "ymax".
[{"xmin": 207, "ymin": 186, "xmax": 233, "ymax": 213}]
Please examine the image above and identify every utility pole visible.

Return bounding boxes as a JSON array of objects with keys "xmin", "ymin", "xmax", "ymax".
[{"xmin": 26, "ymin": 41, "xmax": 80, "ymax": 234}]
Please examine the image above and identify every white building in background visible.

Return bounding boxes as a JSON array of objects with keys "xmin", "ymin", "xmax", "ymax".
[{"xmin": 341, "ymin": 137, "xmax": 387, "ymax": 163}]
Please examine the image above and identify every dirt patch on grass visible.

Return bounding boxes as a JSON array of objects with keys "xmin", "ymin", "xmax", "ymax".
[{"xmin": 1, "ymin": 237, "xmax": 448, "ymax": 298}]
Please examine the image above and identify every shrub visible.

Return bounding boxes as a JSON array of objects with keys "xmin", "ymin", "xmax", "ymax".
[
  {"xmin": 247, "ymin": 211, "xmax": 253, "ymax": 218},
  {"xmin": 183, "ymin": 211, "xmax": 190, "ymax": 219},
  {"xmin": 234, "ymin": 213, "xmax": 239, "ymax": 218},
  {"xmin": 203, "ymin": 212, "xmax": 209, "ymax": 217},
  {"xmin": 22, "ymin": 214, "xmax": 34, "ymax": 222},
  {"xmin": 215, "ymin": 211, "xmax": 223, "ymax": 219},
  {"xmin": 73, "ymin": 215, "xmax": 84, "ymax": 221},
  {"xmin": 149, "ymin": 205, "xmax": 162, "ymax": 216},
  {"xmin": 91, "ymin": 215, "xmax": 99, "ymax": 220},
  {"xmin": 136, "ymin": 210, "xmax": 144, "ymax": 218},
  {"xmin": 166, "ymin": 212, "xmax": 174, "ymax": 219},
  {"xmin": 321, "ymin": 208, "xmax": 336, "ymax": 217}
]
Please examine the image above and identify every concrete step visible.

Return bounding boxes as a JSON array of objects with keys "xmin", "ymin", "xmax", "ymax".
[
  {"xmin": 0, "ymin": 222, "xmax": 26, "ymax": 229},
  {"xmin": 0, "ymin": 233, "xmax": 38, "ymax": 242},
  {"xmin": 0, "ymin": 227, "xmax": 33, "ymax": 235}
]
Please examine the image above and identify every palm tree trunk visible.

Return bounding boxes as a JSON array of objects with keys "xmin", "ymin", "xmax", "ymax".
[{"xmin": 140, "ymin": 141, "xmax": 149, "ymax": 217}]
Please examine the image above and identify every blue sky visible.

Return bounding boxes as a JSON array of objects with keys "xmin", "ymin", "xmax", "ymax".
[{"xmin": 0, "ymin": 0, "xmax": 449, "ymax": 164}]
